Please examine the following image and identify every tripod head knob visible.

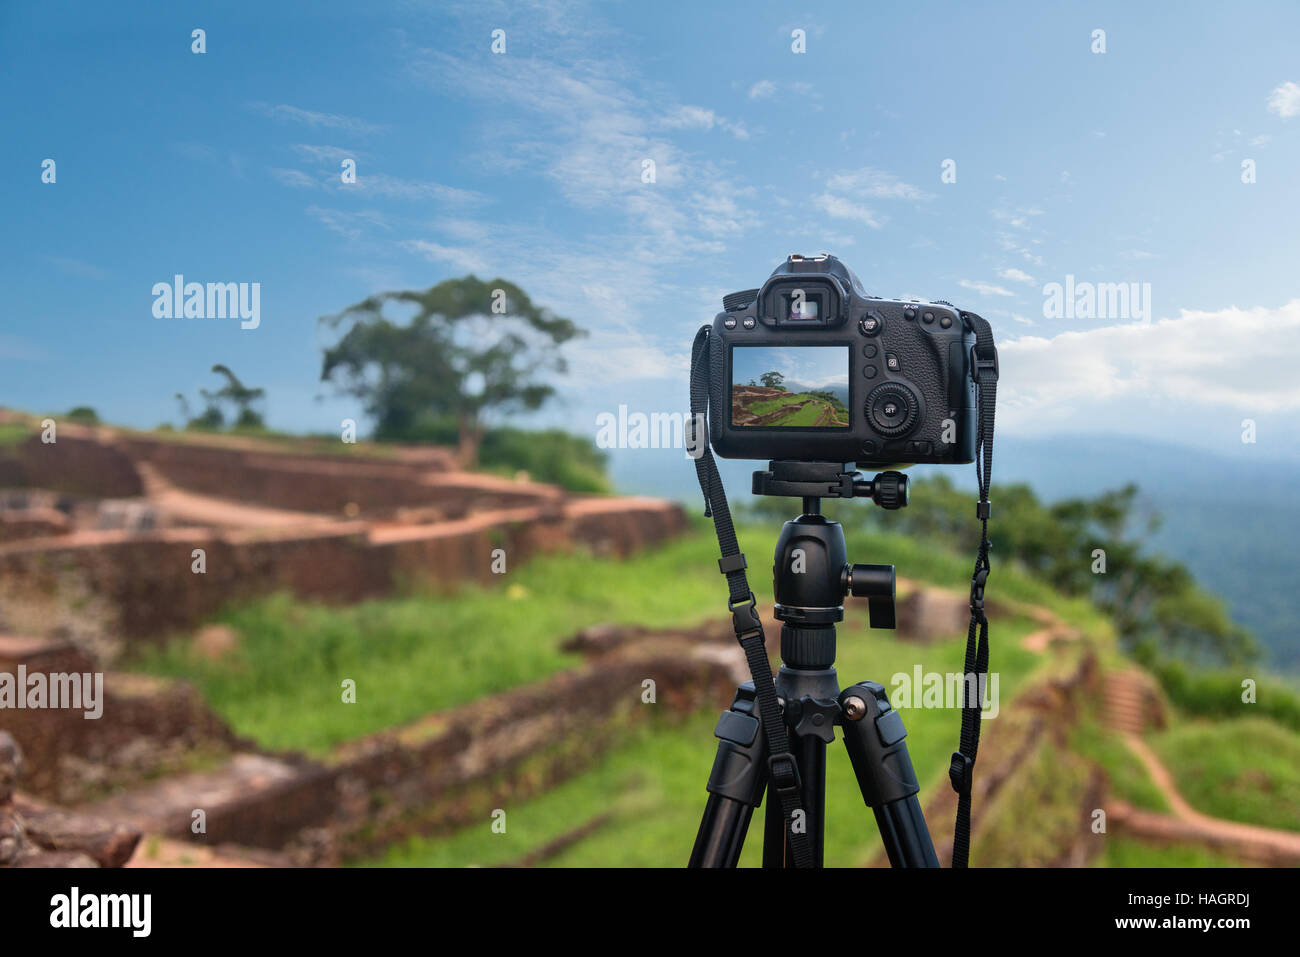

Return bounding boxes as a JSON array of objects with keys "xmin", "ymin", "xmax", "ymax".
[
  {"xmin": 870, "ymin": 470, "xmax": 909, "ymax": 510},
  {"xmin": 844, "ymin": 563, "xmax": 897, "ymax": 629}
]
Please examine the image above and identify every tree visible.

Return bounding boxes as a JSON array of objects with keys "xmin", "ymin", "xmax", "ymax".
[
  {"xmin": 759, "ymin": 371, "xmax": 785, "ymax": 390},
  {"xmin": 201, "ymin": 364, "xmax": 265, "ymax": 429},
  {"xmin": 318, "ymin": 276, "xmax": 583, "ymax": 464}
]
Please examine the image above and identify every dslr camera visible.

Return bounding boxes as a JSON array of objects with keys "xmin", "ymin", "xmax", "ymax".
[{"xmin": 709, "ymin": 253, "xmax": 981, "ymax": 465}]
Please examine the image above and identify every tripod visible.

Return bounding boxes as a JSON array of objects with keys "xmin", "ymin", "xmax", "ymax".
[{"xmin": 688, "ymin": 460, "xmax": 939, "ymax": 868}]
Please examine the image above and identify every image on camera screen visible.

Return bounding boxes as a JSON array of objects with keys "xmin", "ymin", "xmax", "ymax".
[{"xmin": 730, "ymin": 345, "xmax": 851, "ymax": 429}]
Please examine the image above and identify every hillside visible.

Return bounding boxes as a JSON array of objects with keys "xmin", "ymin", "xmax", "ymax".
[
  {"xmin": 730, "ymin": 385, "xmax": 850, "ymax": 428},
  {"xmin": 1, "ymin": 411, "xmax": 1296, "ymax": 868},
  {"xmin": 605, "ymin": 434, "xmax": 1300, "ymax": 677}
]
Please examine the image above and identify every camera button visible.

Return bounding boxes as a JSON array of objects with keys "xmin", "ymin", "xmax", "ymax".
[
  {"xmin": 862, "ymin": 440, "xmax": 877, "ymax": 456},
  {"xmin": 862, "ymin": 344, "xmax": 877, "ymax": 358},
  {"xmin": 939, "ymin": 316, "xmax": 953, "ymax": 329},
  {"xmin": 859, "ymin": 315, "xmax": 882, "ymax": 336},
  {"xmin": 922, "ymin": 311, "xmax": 935, "ymax": 324},
  {"xmin": 885, "ymin": 354, "xmax": 900, "ymax": 372},
  {"xmin": 863, "ymin": 365, "xmax": 878, "ymax": 379},
  {"xmin": 723, "ymin": 318, "xmax": 737, "ymax": 329},
  {"xmin": 742, "ymin": 317, "xmax": 756, "ymax": 329},
  {"xmin": 904, "ymin": 308, "xmax": 917, "ymax": 321}
]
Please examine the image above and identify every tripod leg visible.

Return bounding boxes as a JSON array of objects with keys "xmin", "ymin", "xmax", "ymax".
[
  {"xmin": 689, "ymin": 685, "xmax": 768, "ymax": 867},
  {"xmin": 839, "ymin": 681, "xmax": 939, "ymax": 867},
  {"xmin": 757, "ymin": 733, "xmax": 826, "ymax": 868}
]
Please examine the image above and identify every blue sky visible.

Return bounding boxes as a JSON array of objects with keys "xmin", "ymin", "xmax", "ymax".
[
  {"xmin": 733, "ymin": 347, "xmax": 849, "ymax": 394},
  {"xmin": 5, "ymin": 0, "xmax": 1300, "ymax": 478}
]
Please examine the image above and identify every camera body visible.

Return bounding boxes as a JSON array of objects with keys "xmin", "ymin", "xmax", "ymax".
[{"xmin": 709, "ymin": 253, "xmax": 978, "ymax": 466}]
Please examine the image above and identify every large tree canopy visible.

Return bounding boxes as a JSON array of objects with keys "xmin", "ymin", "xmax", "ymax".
[{"xmin": 318, "ymin": 276, "xmax": 582, "ymax": 463}]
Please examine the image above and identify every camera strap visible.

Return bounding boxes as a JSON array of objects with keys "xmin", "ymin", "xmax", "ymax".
[
  {"xmin": 949, "ymin": 309, "xmax": 998, "ymax": 868},
  {"xmin": 689, "ymin": 324, "xmax": 814, "ymax": 869}
]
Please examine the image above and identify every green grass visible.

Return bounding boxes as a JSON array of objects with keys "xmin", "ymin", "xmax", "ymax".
[
  {"xmin": 1069, "ymin": 717, "xmax": 1169, "ymax": 813},
  {"xmin": 131, "ymin": 521, "xmax": 1059, "ymax": 758},
  {"xmin": 973, "ymin": 739, "xmax": 1098, "ymax": 867},
  {"xmin": 745, "ymin": 393, "xmax": 842, "ymax": 426},
  {"xmin": 746, "ymin": 393, "xmax": 805, "ymax": 416},
  {"xmin": 356, "ymin": 598, "xmax": 1047, "ymax": 866},
  {"xmin": 0, "ymin": 422, "xmax": 33, "ymax": 447},
  {"xmin": 1148, "ymin": 716, "xmax": 1300, "ymax": 832},
  {"xmin": 1097, "ymin": 837, "xmax": 1246, "ymax": 868},
  {"xmin": 130, "ymin": 531, "xmax": 739, "ymax": 753}
]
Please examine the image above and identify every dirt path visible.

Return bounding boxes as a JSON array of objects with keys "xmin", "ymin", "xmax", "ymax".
[
  {"xmin": 1117, "ymin": 731, "xmax": 1300, "ymax": 861},
  {"xmin": 999, "ymin": 606, "xmax": 1300, "ymax": 863}
]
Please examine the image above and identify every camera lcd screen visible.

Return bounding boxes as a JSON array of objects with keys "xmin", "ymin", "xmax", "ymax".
[{"xmin": 731, "ymin": 346, "xmax": 851, "ymax": 429}]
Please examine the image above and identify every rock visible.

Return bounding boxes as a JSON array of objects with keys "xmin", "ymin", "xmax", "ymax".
[
  {"xmin": 13, "ymin": 798, "xmax": 141, "ymax": 867},
  {"xmin": 0, "ymin": 732, "xmax": 22, "ymax": 803},
  {"xmin": 192, "ymin": 624, "xmax": 240, "ymax": 661},
  {"xmin": 0, "ymin": 808, "xmax": 24, "ymax": 864},
  {"xmin": 14, "ymin": 849, "xmax": 99, "ymax": 868},
  {"xmin": 896, "ymin": 587, "xmax": 971, "ymax": 641}
]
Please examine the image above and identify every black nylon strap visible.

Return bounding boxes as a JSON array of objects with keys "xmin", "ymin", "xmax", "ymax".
[
  {"xmin": 689, "ymin": 325, "xmax": 813, "ymax": 869},
  {"xmin": 949, "ymin": 310, "xmax": 998, "ymax": 868}
]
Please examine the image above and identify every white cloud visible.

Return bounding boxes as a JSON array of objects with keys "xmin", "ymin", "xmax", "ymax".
[
  {"xmin": 291, "ymin": 144, "xmax": 358, "ymax": 163},
  {"xmin": 407, "ymin": 48, "xmax": 752, "ymax": 260},
  {"xmin": 660, "ymin": 104, "xmax": 749, "ymax": 139},
  {"xmin": 814, "ymin": 193, "xmax": 885, "ymax": 228},
  {"xmin": 269, "ymin": 168, "xmax": 320, "ymax": 189},
  {"xmin": 812, "ymin": 166, "xmax": 931, "ymax": 229},
  {"xmin": 248, "ymin": 102, "xmax": 383, "ymax": 135},
  {"xmin": 352, "ymin": 173, "xmax": 484, "ymax": 204},
  {"xmin": 1266, "ymin": 81, "xmax": 1300, "ymax": 118},
  {"xmin": 402, "ymin": 239, "xmax": 493, "ymax": 274},
  {"xmin": 49, "ymin": 257, "xmax": 108, "ymax": 280},
  {"xmin": 307, "ymin": 206, "xmax": 392, "ymax": 239},
  {"xmin": 997, "ymin": 267, "xmax": 1035, "ymax": 284},
  {"xmin": 825, "ymin": 167, "xmax": 932, "ymax": 201},
  {"xmin": 992, "ymin": 206, "xmax": 1043, "ymax": 230},
  {"xmin": 959, "ymin": 279, "xmax": 1015, "ymax": 297},
  {"xmin": 749, "ymin": 80, "xmax": 776, "ymax": 100},
  {"xmin": 271, "ymin": 164, "xmax": 482, "ymax": 206},
  {"xmin": 999, "ymin": 300, "xmax": 1300, "ymax": 431}
]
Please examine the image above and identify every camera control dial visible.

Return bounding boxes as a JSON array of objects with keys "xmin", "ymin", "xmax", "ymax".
[{"xmin": 865, "ymin": 382, "xmax": 920, "ymax": 437}]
